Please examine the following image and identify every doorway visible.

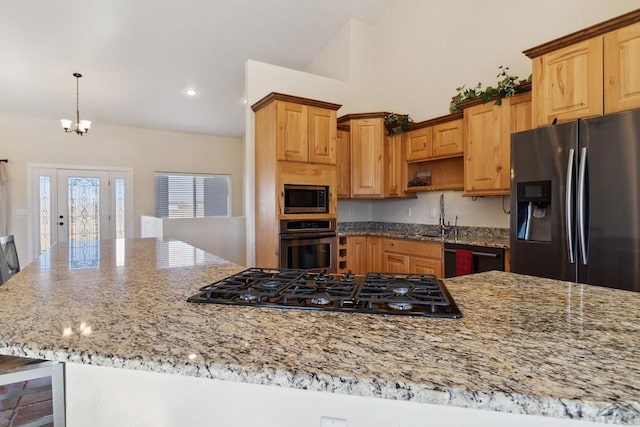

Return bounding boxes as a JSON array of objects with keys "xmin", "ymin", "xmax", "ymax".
[{"xmin": 29, "ymin": 165, "xmax": 134, "ymax": 259}]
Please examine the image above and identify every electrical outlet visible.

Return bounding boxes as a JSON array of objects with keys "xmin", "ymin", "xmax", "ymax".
[
  {"xmin": 430, "ymin": 207, "xmax": 437, "ymax": 219},
  {"xmin": 405, "ymin": 208, "xmax": 412, "ymax": 217},
  {"xmin": 348, "ymin": 208, "xmax": 353, "ymax": 217},
  {"xmin": 321, "ymin": 416, "xmax": 347, "ymax": 427}
]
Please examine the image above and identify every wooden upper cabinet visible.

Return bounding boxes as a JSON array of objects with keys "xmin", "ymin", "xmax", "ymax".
[
  {"xmin": 350, "ymin": 118, "xmax": 384, "ymax": 197},
  {"xmin": 532, "ymin": 38, "xmax": 603, "ymax": 127},
  {"xmin": 308, "ymin": 107, "xmax": 337, "ymax": 164},
  {"xmin": 384, "ymin": 133, "xmax": 404, "ymax": 197},
  {"xmin": 526, "ymin": 10, "xmax": 640, "ymax": 125},
  {"xmin": 406, "ymin": 127, "xmax": 432, "ymax": 161},
  {"xmin": 464, "ymin": 101, "xmax": 501, "ymax": 194},
  {"xmin": 336, "ymin": 128, "xmax": 350, "ymax": 198},
  {"xmin": 252, "ymin": 94, "xmax": 339, "ymax": 165},
  {"xmin": 604, "ymin": 21, "xmax": 640, "ymax": 114},
  {"xmin": 464, "ymin": 92, "xmax": 531, "ymax": 196},
  {"xmin": 432, "ymin": 119, "xmax": 463, "ymax": 158},
  {"xmin": 276, "ymin": 101, "xmax": 309, "ymax": 162}
]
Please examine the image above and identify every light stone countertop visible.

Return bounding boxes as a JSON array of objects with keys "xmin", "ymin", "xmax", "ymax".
[
  {"xmin": 1, "ymin": 238, "xmax": 639, "ymax": 424},
  {"xmin": 339, "ymin": 229, "xmax": 510, "ymax": 249}
]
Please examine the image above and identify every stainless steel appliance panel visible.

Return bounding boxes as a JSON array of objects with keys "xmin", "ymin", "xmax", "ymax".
[
  {"xmin": 510, "ymin": 122, "xmax": 578, "ymax": 282},
  {"xmin": 279, "ymin": 219, "xmax": 337, "ymax": 272},
  {"xmin": 279, "ymin": 232, "xmax": 337, "ymax": 272},
  {"xmin": 578, "ymin": 110, "xmax": 640, "ymax": 291},
  {"xmin": 283, "ymin": 184, "xmax": 329, "ymax": 214}
]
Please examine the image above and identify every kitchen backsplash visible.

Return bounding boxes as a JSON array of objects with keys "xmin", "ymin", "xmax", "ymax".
[{"xmin": 337, "ymin": 221, "xmax": 509, "ymax": 240}]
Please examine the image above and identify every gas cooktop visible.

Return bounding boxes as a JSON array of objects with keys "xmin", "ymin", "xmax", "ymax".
[{"xmin": 187, "ymin": 268, "xmax": 462, "ymax": 318}]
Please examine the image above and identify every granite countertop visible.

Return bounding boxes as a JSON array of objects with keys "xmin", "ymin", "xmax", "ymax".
[
  {"xmin": 1, "ymin": 238, "xmax": 639, "ymax": 424},
  {"xmin": 337, "ymin": 222, "xmax": 510, "ymax": 249},
  {"xmin": 339, "ymin": 229, "xmax": 510, "ymax": 249}
]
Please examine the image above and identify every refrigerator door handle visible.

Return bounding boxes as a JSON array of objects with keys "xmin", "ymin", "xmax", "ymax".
[
  {"xmin": 577, "ymin": 147, "xmax": 588, "ymax": 265},
  {"xmin": 566, "ymin": 148, "xmax": 575, "ymax": 264}
]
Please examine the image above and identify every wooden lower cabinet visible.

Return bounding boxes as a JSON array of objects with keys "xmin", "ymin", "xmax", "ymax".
[
  {"xmin": 346, "ymin": 236, "xmax": 443, "ymax": 277},
  {"xmin": 383, "ymin": 253, "xmax": 410, "ymax": 273},
  {"xmin": 382, "ymin": 238, "xmax": 443, "ymax": 277},
  {"xmin": 410, "ymin": 256, "xmax": 441, "ymax": 276},
  {"xmin": 346, "ymin": 236, "xmax": 367, "ymax": 275},
  {"xmin": 504, "ymin": 248, "xmax": 511, "ymax": 273},
  {"xmin": 366, "ymin": 236, "xmax": 383, "ymax": 272}
]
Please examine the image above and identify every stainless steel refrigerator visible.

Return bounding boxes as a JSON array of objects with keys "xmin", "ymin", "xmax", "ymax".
[{"xmin": 510, "ymin": 109, "xmax": 640, "ymax": 292}]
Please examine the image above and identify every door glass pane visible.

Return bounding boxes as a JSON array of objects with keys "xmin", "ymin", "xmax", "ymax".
[
  {"xmin": 115, "ymin": 178, "xmax": 125, "ymax": 239},
  {"xmin": 68, "ymin": 177, "xmax": 100, "ymax": 241},
  {"xmin": 39, "ymin": 176, "xmax": 51, "ymax": 252},
  {"xmin": 69, "ymin": 240, "xmax": 100, "ymax": 270}
]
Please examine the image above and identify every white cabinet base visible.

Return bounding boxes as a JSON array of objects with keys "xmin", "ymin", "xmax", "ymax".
[{"xmin": 66, "ymin": 363, "xmax": 606, "ymax": 427}]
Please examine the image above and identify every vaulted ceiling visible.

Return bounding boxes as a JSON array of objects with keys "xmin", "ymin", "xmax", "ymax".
[{"xmin": 0, "ymin": 0, "xmax": 393, "ymax": 137}]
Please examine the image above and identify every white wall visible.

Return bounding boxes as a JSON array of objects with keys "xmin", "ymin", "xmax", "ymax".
[
  {"xmin": 162, "ymin": 217, "xmax": 246, "ymax": 266},
  {"xmin": 0, "ymin": 112, "xmax": 244, "ymax": 264},
  {"xmin": 307, "ymin": 1, "xmax": 640, "ymax": 228}
]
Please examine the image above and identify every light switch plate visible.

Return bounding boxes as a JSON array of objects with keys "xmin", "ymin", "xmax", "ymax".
[{"xmin": 15, "ymin": 208, "xmax": 28, "ymax": 216}]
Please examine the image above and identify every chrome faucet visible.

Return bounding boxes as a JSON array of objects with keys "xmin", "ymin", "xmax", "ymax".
[{"xmin": 439, "ymin": 194, "xmax": 451, "ymax": 236}]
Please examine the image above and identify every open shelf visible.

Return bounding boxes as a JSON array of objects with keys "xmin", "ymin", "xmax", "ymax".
[{"xmin": 404, "ymin": 155, "xmax": 464, "ymax": 193}]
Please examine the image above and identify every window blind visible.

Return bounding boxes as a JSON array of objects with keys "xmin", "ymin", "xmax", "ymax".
[{"xmin": 155, "ymin": 173, "xmax": 230, "ymax": 218}]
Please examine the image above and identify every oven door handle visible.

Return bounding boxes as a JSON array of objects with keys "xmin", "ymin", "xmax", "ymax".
[{"xmin": 280, "ymin": 232, "xmax": 337, "ymax": 240}]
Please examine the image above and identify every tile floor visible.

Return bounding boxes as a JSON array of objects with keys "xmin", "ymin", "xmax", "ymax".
[{"xmin": 0, "ymin": 377, "xmax": 53, "ymax": 427}]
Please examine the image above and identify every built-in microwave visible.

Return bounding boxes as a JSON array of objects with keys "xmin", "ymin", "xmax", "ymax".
[{"xmin": 283, "ymin": 184, "xmax": 329, "ymax": 214}]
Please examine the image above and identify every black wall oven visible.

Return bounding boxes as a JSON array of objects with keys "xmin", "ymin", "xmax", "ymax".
[{"xmin": 279, "ymin": 219, "xmax": 337, "ymax": 272}]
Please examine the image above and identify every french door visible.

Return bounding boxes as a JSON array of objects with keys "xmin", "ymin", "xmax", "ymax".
[{"xmin": 30, "ymin": 165, "xmax": 133, "ymax": 259}]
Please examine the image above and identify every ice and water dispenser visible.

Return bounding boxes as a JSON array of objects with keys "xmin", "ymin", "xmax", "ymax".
[{"xmin": 515, "ymin": 181, "xmax": 552, "ymax": 242}]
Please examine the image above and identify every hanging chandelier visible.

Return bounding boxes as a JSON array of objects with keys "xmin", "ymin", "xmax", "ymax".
[{"xmin": 60, "ymin": 72, "xmax": 91, "ymax": 135}]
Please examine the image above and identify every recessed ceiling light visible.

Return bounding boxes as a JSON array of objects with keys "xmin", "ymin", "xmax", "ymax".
[{"xmin": 184, "ymin": 88, "xmax": 198, "ymax": 96}]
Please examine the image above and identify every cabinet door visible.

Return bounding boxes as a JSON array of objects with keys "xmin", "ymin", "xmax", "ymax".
[
  {"xmin": 432, "ymin": 119, "xmax": 463, "ymax": 158},
  {"xmin": 347, "ymin": 236, "xmax": 367, "ymax": 275},
  {"xmin": 464, "ymin": 102, "xmax": 503, "ymax": 194},
  {"xmin": 336, "ymin": 129, "xmax": 350, "ymax": 198},
  {"xmin": 499, "ymin": 92, "xmax": 532, "ymax": 190},
  {"xmin": 532, "ymin": 37, "xmax": 603, "ymax": 127},
  {"xmin": 410, "ymin": 257, "xmax": 442, "ymax": 277},
  {"xmin": 366, "ymin": 237, "xmax": 382, "ymax": 272},
  {"xmin": 276, "ymin": 102, "xmax": 308, "ymax": 162},
  {"xmin": 406, "ymin": 127, "xmax": 432, "ymax": 161},
  {"xmin": 383, "ymin": 253, "xmax": 409, "ymax": 273},
  {"xmin": 351, "ymin": 118, "xmax": 383, "ymax": 197},
  {"xmin": 604, "ymin": 22, "xmax": 640, "ymax": 114},
  {"xmin": 308, "ymin": 107, "xmax": 336, "ymax": 164},
  {"xmin": 383, "ymin": 134, "xmax": 404, "ymax": 197}
]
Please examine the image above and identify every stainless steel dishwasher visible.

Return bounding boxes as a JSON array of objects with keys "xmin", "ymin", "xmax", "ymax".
[{"xmin": 444, "ymin": 243, "xmax": 505, "ymax": 278}]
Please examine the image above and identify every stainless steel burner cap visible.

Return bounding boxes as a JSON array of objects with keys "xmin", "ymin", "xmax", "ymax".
[
  {"xmin": 388, "ymin": 301, "xmax": 413, "ymax": 311},
  {"xmin": 391, "ymin": 286, "xmax": 410, "ymax": 295},
  {"xmin": 240, "ymin": 293, "xmax": 258, "ymax": 301},
  {"xmin": 311, "ymin": 297, "xmax": 331, "ymax": 305}
]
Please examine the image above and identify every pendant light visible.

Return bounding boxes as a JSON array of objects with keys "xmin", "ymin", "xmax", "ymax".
[{"xmin": 60, "ymin": 72, "xmax": 91, "ymax": 135}]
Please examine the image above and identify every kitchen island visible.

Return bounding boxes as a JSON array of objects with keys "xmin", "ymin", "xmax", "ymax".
[{"xmin": 0, "ymin": 239, "xmax": 638, "ymax": 426}]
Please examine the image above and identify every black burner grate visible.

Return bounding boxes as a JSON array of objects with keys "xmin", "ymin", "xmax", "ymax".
[{"xmin": 188, "ymin": 269, "xmax": 462, "ymax": 318}]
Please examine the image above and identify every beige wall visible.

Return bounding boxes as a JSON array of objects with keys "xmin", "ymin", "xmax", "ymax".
[{"xmin": 0, "ymin": 112, "xmax": 244, "ymax": 264}]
